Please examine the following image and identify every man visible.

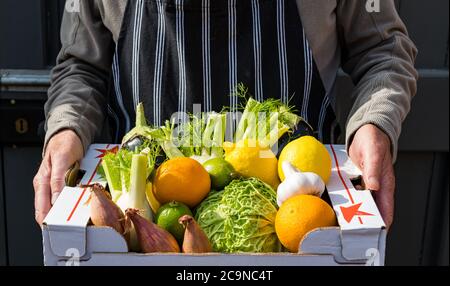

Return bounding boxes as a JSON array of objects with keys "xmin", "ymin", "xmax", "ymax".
[{"xmin": 34, "ymin": 0, "xmax": 418, "ymax": 228}]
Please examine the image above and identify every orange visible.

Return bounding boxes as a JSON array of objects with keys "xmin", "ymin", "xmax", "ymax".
[
  {"xmin": 153, "ymin": 157, "xmax": 211, "ymax": 208},
  {"xmin": 275, "ymin": 195, "xmax": 336, "ymax": 252}
]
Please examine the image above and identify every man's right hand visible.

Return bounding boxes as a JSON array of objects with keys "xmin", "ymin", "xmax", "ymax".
[{"xmin": 33, "ymin": 129, "xmax": 84, "ymax": 225}]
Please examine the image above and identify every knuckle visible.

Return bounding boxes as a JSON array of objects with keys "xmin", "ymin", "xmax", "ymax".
[
  {"xmin": 50, "ymin": 176, "xmax": 65, "ymax": 185},
  {"xmin": 33, "ymin": 172, "xmax": 51, "ymax": 187},
  {"xmin": 33, "ymin": 178, "xmax": 41, "ymax": 191},
  {"xmin": 33, "ymin": 175, "xmax": 39, "ymax": 186},
  {"xmin": 33, "ymin": 175, "xmax": 44, "ymax": 191}
]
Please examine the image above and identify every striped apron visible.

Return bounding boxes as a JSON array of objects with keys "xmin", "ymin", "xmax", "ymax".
[{"xmin": 107, "ymin": 0, "xmax": 339, "ymax": 143}]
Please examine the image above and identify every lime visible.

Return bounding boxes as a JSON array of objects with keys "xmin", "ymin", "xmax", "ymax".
[
  {"xmin": 203, "ymin": 158, "xmax": 236, "ymax": 190},
  {"xmin": 155, "ymin": 201, "xmax": 193, "ymax": 244}
]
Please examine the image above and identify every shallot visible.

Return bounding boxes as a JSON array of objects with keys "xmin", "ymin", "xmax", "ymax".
[
  {"xmin": 89, "ymin": 184, "xmax": 128, "ymax": 242},
  {"xmin": 126, "ymin": 208, "xmax": 180, "ymax": 253},
  {"xmin": 179, "ymin": 215, "xmax": 212, "ymax": 253}
]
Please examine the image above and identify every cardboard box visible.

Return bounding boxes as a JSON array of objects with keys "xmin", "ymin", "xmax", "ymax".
[{"xmin": 42, "ymin": 144, "xmax": 386, "ymax": 266}]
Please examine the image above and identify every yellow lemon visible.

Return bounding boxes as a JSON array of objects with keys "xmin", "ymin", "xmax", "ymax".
[
  {"xmin": 278, "ymin": 136, "xmax": 331, "ymax": 183},
  {"xmin": 223, "ymin": 141, "xmax": 235, "ymax": 154},
  {"xmin": 275, "ymin": 195, "xmax": 336, "ymax": 252},
  {"xmin": 225, "ymin": 139, "xmax": 280, "ymax": 189}
]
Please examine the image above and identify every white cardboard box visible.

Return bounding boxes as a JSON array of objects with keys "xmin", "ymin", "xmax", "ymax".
[{"xmin": 42, "ymin": 144, "xmax": 386, "ymax": 266}]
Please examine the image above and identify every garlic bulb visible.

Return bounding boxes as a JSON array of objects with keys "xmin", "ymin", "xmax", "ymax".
[{"xmin": 277, "ymin": 161, "xmax": 325, "ymax": 206}]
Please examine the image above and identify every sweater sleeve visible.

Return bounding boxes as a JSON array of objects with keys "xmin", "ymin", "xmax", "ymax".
[
  {"xmin": 44, "ymin": 0, "xmax": 115, "ymax": 156},
  {"xmin": 337, "ymin": 0, "xmax": 418, "ymax": 162}
]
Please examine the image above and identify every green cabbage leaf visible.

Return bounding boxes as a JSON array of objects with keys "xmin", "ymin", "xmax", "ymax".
[{"xmin": 195, "ymin": 178, "xmax": 281, "ymax": 253}]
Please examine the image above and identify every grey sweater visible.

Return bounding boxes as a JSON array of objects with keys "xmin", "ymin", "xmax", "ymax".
[{"xmin": 44, "ymin": 0, "xmax": 418, "ymax": 161}]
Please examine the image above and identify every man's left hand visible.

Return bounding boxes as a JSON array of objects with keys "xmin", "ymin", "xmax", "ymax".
[{"xmin": 348, "ymin": 124, "xmax": 395, "ymax": 229}]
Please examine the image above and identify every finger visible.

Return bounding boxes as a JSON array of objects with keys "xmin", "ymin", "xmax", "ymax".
[
  {"xmin": 362, "ymin": 152, "xmax": 383, "ymax": 192},
  {"xmin": 35, "ymin": 186, "xmax": 51, "ymax": 225},
  {"xmin": 375, "ymin": 167, "xmax": 395, "ymax": 230},
  {"xmin": 50, "ymin": 153, "xmax": 71, "ymax": 204},
  {"xmin": 33, "ymin": 160, "xmax": 52, "ymax": 225},
  {"xmin": 376, "ymin": 190, "xmax": 394, "ymax": 230}
]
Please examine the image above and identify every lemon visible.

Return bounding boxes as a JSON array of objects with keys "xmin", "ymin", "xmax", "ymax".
[
  {"xmin": 278, "ymin": 136, "xmax": 332, "ymax": 183},
  {"xmin": 275, "ymin": 195, "xmax": 336, "ymax": 252},
  {"xmin": 225, "ymin": 139, "xmax": 280, "ymax": 188}
]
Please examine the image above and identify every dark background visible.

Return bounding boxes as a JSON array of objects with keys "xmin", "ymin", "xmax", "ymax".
[{"xmin": 0, "ymin": 0, "xmax": 448, "ymax": 266}]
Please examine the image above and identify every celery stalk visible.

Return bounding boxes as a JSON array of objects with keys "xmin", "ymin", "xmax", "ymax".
[
  {"xmin": 161, "ymin": 141, "xmax": 185, "ymax": 159},
  {"xmin": 233, "ymin": 94, "xmax": 301, "ymax": 148},
  {"xmin": 129, "ymin": 154, "xmax": 150, "ymax": 215},
  {"xmin": 235, "ymin": 98, "xmax": 260, "ymax": 142},
  {"xmin": 158, "ymin": 121, "xmax": 185, "ymax": 159},
  {"xmin": 178, "ymin": 112, "xmax": 226, "ymax": 163},
  {"xmin": 211, "ymin": 113, "xmax": 226, "ymax": 158},
  {"xmin": 241, "ymin": 111, "xmax": 257, "ymax": 141},
  {"xmin": 128, "ymin": 154, "xmax": 153, "ymax": 252},
  {"xmin": 202, "ymin": 115, "xmax": 216, "ymax": 153},
  {"xmin": 122, "ymin": 103, "xmax": 155, "ymax": 144}
]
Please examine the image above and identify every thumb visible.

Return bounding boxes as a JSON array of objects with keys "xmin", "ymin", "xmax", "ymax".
[
  {"xmin": 50, "ymin": 154, "xmax": 74, "ymax": 204},
  {"xmin": 362, "ymin": 153, "xmax": 383, "ymax": 192}
]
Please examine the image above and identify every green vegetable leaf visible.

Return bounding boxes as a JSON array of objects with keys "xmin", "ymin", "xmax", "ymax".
[
  {"xmin": 232, "ymin": 85, "xmax": 301, "ymax": 147},
  {"xmin": 195, "ymin": 178, "xmax": 281, "ymax": 253}
]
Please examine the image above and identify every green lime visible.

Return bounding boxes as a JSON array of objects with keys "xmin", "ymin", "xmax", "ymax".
[
  {"xmin": 155, "ymin": 201, "xmax": 193, "ymax": 244},
  {"xmin": 203, "ymin": 158, "xmax": 236, "ymax": 190}
]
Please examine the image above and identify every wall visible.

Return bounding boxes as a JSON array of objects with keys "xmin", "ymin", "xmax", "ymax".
[{"xmin": 0, "ymin": 0, "xmax": 64, "ymax": 266}]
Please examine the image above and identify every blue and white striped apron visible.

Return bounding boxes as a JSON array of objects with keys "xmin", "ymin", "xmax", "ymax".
[{"xmin": 107, "ymin": 0, "xmax": 339, "ymax": 143}]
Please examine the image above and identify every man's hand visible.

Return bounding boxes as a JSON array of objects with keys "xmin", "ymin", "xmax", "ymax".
[
  {"xmin": 33, "ymin": 130, "xmax": 84, "ymax": 225},
  {"xmin": 348, "ymin": 124, "xmax": 395, "ymax": 229}
]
